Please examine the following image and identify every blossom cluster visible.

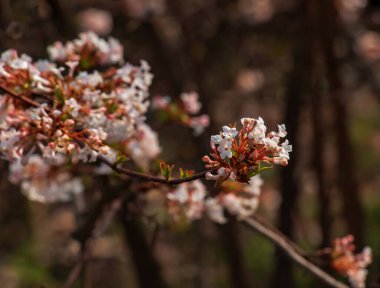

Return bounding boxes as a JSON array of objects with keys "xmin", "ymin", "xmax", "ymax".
[
  {"xmin": 152, "ymin": 92, "xmax": 209, "ymax": 135},
  {"xmin": 205, "ymin": 174, "xmax": 263, "ymax": 223},
  {"xmin": 0, "ymin": 33, "xmax": 283, "ymax": 229},
  {"xmin": 0, "ymin": 32, "xmax": 161, "ymax": 202},
  {"xmin": 203, "ymin": 117, "xmax": 291, "ymax": 184},
  {"xmin": 330, "ymin": 235, "xmax": 372, "ymax": 288},
  {"xmin": 166, "ymin": 174, "xmax": 263, "ymax": 224},
  {"xmin": 9, "ymin": 155, "xmax": 83, "ymax": 203},
  {"xmin": 48, "ymin": 31, "xmax": 124, "ymax": 67},
  {"xmin": 167, "ymin": 180, "xmax": 206, "ymax": 221}
]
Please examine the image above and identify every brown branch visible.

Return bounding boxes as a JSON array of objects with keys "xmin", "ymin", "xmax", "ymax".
[
  {"xmin": 242, "ymin": 216, "xmax": 349, "ymax": 288},
  {"xmin": 0, "ymin": 85, "xmax": 43, "ymax": 108},
  {"xmin": 98, "ymin": 155, "xmax": 209, "ymax": 185},
  {"xmin": 63, "ymin": 192, "xmax": 125, "ymax": 288}
]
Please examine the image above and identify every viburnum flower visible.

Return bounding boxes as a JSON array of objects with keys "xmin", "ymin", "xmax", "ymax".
[
  {"xmin": 166, "ymin": 180, "xmax": 206, "ymax": 221},
  {"xmin": 152, "ymin": 92, "xmax": 209, "ymax": 135},
  {"xmin": 0, "ymin": 32, "xmax": 162, "ymax": 202},
  {"xmin": 205, "ymin": 174, "xmax": 263, "ymax": 224},
  {"xmin": 48, "ymin": 31, "xmax": 124, "ymax": 67},
  {"xmin": 166, "ymin": 174, "xmax": 264, "ymax": 224},
  {"xmin": 9, "ymin": 155, "xmax": 83, "ymax": 203},
  {"xmin": 126, "ymin": 123, "xmax": 161, "ymax": 170},
  {"xmin": 330, "ymin": 235, "xmax": 372, "ymax": 288},
  {"xmin": 203, "ymin": 117, "xmax": 291, "ymax": 184},
  {"xmin": 0, "ymin": 33, "xmax": 154, "ymax": 164}
]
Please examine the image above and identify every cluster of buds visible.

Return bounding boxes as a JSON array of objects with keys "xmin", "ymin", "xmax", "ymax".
[
  {"xmin": 152, "ymin": 92, "xmax": 209, "ymax": 135},
  {"xmin": 166, "ymin": 174, "xmax": 263, "ymax": 224},
  {"xmin": 330, "ymin": 235, "xmax": 372, "ymax": 288},
  {"xmin": 203, "ymin": 117, "xmax": 291, "ymax": 185},
  {"xmin": 0, "ymin": 32, "xmax": 161, "ymax": 201}
]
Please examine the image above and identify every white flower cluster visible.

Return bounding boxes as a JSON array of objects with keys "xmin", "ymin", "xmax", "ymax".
[
  {"xmin": 9, "ymin": 155, "xmax": 83, "ymax": 203},
  {"xmin": 167, "ymin": 180, "xmax": 206, "ymax": 221},
  {"xmin": 0, "ymin": 33, "xmax": 161, "ymax": 202},
  {"xmin": 127, "ymin": 123, "xmax": 161, "ymax": 170},
  {"xmin": 205, "ymin": 117, "xmax": 292, "ymax": 183},
  {"xmin": 210, "ymin": 126, "xmax": 238, "ymax": 159},
  {"xmin": 48, "ymin": 31, "xmax": 124, "ymax": 65},
  {"xmin": 167, "ymin": 174, "xmax": 263, "ymax": 224},
  {"xmin": 0, "ymin": 49, "xmax": 59, "ymax": 94},
  {"xmin": 205, "ymin": 175, "xmax": 263, "ymax": 224}
]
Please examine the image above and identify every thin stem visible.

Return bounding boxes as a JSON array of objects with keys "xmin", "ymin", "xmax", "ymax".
[
  {"xmin": 98, "ymin": 155, "xmax": 210, "ymax": 185},
  {"xmin": 0, "ymin": 85, "xmax": 43, "ymax": 108},
  {"xmin": 242, "ymin": 216, "xmax": 349, "ymax": 288}
]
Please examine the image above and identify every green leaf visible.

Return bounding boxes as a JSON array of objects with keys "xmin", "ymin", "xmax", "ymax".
[
  {"xmin": 55, "ymin": 87, "xmax": 65, "ymax": 105},
  {"xmin": 108, "ymin": 103, "xmax": 118, "ymax": 113},
  {"xmin": 116, "ymin": 153, "xmax": 128, "ymax": 163},
  {"xmin": 160, "ymin": 162, "xmax": 174, "ymax": 180},
  {"xmin": 179, "ymin": 168, "xmax": 185, "ymax": 179},
  {"xmin": 160, "ymin": 161, "xmax": 167, "ymax": 176},
  {"xmin": 80, "ymin": 58, "xmax": 91, "ymax": 70},
  {"xmin": 157, "ymin": 110, "xmax": 170, "ymax": 123},
  {"xmin": 248, "ymin": 164, "xmax": 273, "ymax": 178}
]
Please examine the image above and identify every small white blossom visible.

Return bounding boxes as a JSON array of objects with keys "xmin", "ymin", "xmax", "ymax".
[
  {"xmin": 248, "ymin": 117, "xmax": 266, "ymax": 143},
  {"xmin": 245, "ymin": 174, "xmax": 263, "ymax": 196},
  {"xmin": 211, "ymin": 134, "xmax": 222, "ymax": 147},
  {"xmin": 65, "ymin": 98, "xmax": 81, "ymax": 117},
  {"xmin": 76, "ymin": 71, "xmax": 103, "ymax": 87},
  {"xmin": 222, "ymin": 126, "xmax": 238, "ymax": 138},
  {"xmin": 277, "ymin": 124, "xmax": 287, "ymax": 138},
  {"xmin": 217, "ymin": 138, "xmax": 233, "ymax": 159}
]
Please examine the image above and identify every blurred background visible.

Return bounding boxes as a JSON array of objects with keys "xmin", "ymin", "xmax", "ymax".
[{"xmin": 1, "ymin": 0, "xmax": 380, "ymax": 287}]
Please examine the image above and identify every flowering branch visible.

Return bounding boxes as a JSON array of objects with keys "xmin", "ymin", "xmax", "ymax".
[
  {"xmin": 0, "ymin": 33, "xmax": 370, "ymax": 288},
  {"xmin": 242, "ymin": 216, "xmax": 349, "ymax": 288}
]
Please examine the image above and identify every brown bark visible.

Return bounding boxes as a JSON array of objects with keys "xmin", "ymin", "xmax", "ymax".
[
  {"xmin": 120, "ymin": 202, "xmax": 167, "ymax": 288},
  {"xmin": 220, "ymin": 217, "xmax": 252, "ymax": 288},
  {"xmin": 273, "ymin": 6, "xmax": 306, "ymax": 287},
  {"xmin": 307, "ymin": 0, "xmax": 332, "ymax": 249},
  {"xmin": 319, "ymin": 0, "xmax": 364, "ymax": 247}
]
